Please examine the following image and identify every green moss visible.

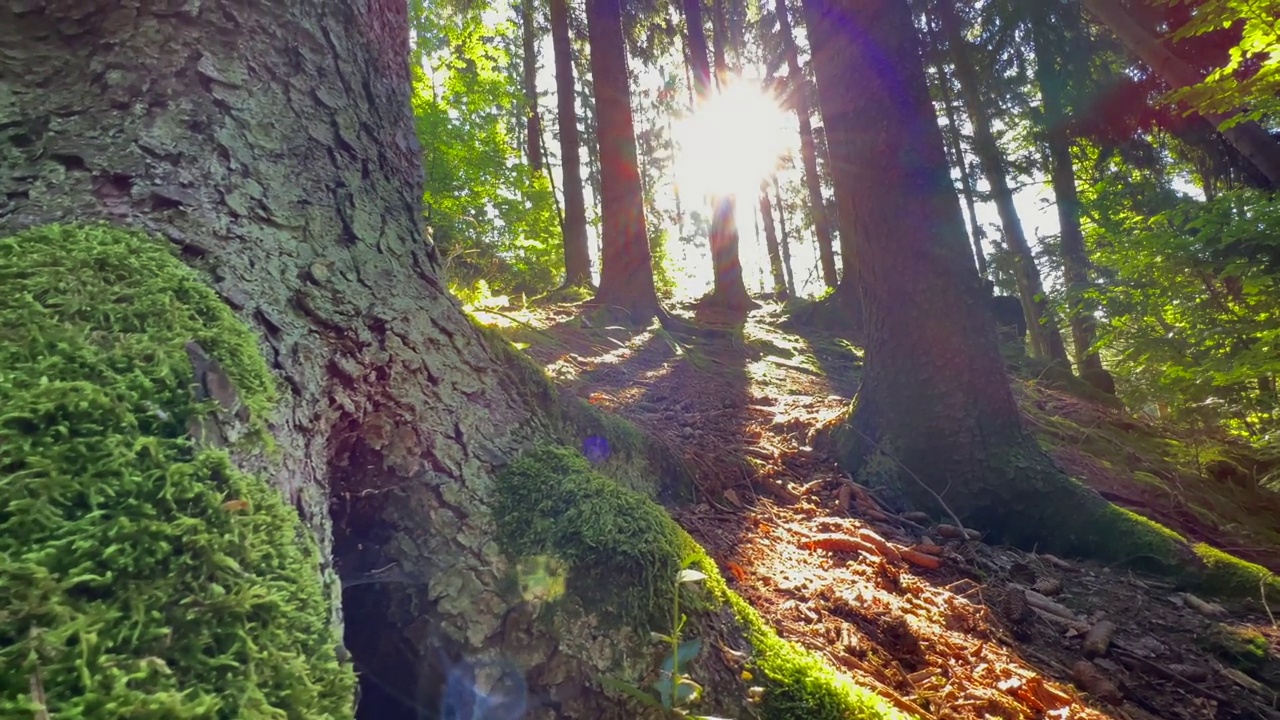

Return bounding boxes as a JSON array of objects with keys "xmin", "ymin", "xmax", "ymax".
[
  {"xmin": 1204, "ymin": 625, "xmax": 1274, "ymax": 680},
  {"xmin": 492, "ymin": 445, "xmax": 686, "ymax": 629},
  {"xmin": 0, "ymin": 224, "xmax": 353, "ymax": 718},
  {"xmin": 492, "ymin": 445, "xmax": 908, "ymax": 719},
  {"xmin": 1191, "ymin": 544, "xmax": 1280, "ymax": 600}
]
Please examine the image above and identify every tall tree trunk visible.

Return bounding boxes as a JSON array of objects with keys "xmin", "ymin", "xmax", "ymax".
[
  {"xmin": 681, "ymin": 0, "xmax": 714, "ymax": 99},
  {"xmin": 759, "ymin": 181, "xmax": 788, "ymax": 296},
  {"xmin": 799, "ymin": 0, "xmax": 1214, "ymax": 572},
  {"xmin": 925, "ymin": 24, "xmax": 988, "ymax": 279},
  {"xmin": 552, "ymin": 0, "xmax": 592, "ymax": 286},
  {"xmin": 936, "ymin": 0, "xmax": 1070, "ymax": 368},
  {"xmin": 521, "ymin": 0, "xmax": 544, "ymax": 172},
  {"xmin": 710, "ymin": 0, "xmax": 730, "ymax": 89},
  {"xmin": 687, "ymin": 0, "xmax": 755, "ymax": 311},
  {"xmin": 1078, "ymin": 0, "xmax": 1280, "ymax": 187},
  {"xmin": 775, "ymin": 176, "xmax": 798, "ymax": 296},
  {"xmin": 1028, "ymin": 1, "xmax": 1107, "ymax": 384},
  {"xmin": 775, "ymin": 0, "xmax": 838, "ymax": 289},
  {"xmin": 0, "ymin": 1, "xmax": 714, "ymax": 717},
  {"xmin": 587, "ymin": 0, "xmax": 662, "ymax": 322}
]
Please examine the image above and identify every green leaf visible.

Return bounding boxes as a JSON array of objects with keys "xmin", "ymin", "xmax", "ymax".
[
  {"xmin": 601, "ymin": 677, "xmax": 664, "ymax": 709},
  {"xmin": 661, "ymin": 639, "xmax": 703, "ymax": 674}
]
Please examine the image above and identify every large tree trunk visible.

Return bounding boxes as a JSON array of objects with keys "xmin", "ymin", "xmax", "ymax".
[
  {"xmin": 587, "ymin": 0, "xmax": 662, "ymax": 322},
  {"xmin": 935, "ymin": 0, "xmax": 1071, "ymax": 368},
  {"xmin": 801, "ymin": 0, "xmax": 1227, "ymax": 582},
  {"xmin": 552, "ymin": 0, "xmax": 592, "ymax": 286},
  {"xmin": 1078, "ymin": 0, "xmax": 1280, "ymax": 187},
  {"xmin": 521, "ymin": 0, "xmax": 545, "ymax": 172},
  {"xmin": 1028, "ymin": 1, "xmax": 1108, "ymax": 384},
  {"xmin": 759, "ymin": 181, "xmax": 788, "ymax": 296},
  {"xmin": 775, "ymin": 0, "xmax": 838, "ymax": 289},
  {"xmin": 0, "ymin": 1, "xmax": 695, "ymax": 717}
]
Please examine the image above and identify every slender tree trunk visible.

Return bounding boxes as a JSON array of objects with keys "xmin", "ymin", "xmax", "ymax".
[
  {"xmin": 775, "ymin": 0, "xmax": 838, "ymax": 289},
  {"xmin": 587, "ymin": 0, "xmax": 661, "ymax": 322},
  {"xmin": 521, "ymin": 0, "xmax": 544, "ymax": 172},
  {"xmin": 759, "ymin": 181, "xmax": 788, "ymax": 296},
  {"xmin": 552, "ymin": 0, "xmax": 592, "ymax": 286},
  {"xmin": 1078, "ymin": 0, "xmax": 1280, "ymax": 187},
  {"xmin": 775, "ymin": 176, "xmax": 798, "ymax": 296},
  {"xmin": 1028, "ymin": 2, "xmax": 1107, "ymax": 384},
  {"xmin": 924, "ymin": 23, "xmax": 987, "ymax": 279},
  {"xmin": 681, "ymin": 0, "xmax": 713, "ymax": 99},
  {"xmin": 710, "ymin": 0, "xmax": 729, "ymax": 90},
  {"xmin": 0, "ymin": 2, "xmax": 702, "ymax": 717},
  {"xmin": 936, "ymin": 0, "xmax": 1070, "ymax": 368}
]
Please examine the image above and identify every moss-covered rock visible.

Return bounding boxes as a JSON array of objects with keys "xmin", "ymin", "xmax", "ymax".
[
  {"xmin": 491, "ymin": 444, "xmax": 907, "ymax": 720},
  {"xmin": 0, "ymin": 224, "xmax": 354, "ymax": 718}
]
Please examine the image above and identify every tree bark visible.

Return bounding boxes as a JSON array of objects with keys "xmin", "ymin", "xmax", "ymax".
[
  {"xmin": 798, "ymin": 0, "xmax": 1214, "ymax": 572},
  {"xmin": 776, "ymin": 0, "xmax": 838, "ymax": 289},
  {"xmin": 759, "ymin": 181, "xmax": 788, "ymax": 296},
  {"xmin": 521, "ymin": 0, "xmax": 544, "ymax": 172},
  {"xmin": 0, "ymin": 1, "xmax": 679, "ymax": 716},
  {"xmin": 587, "ymin": 0, "xmax": 662, "ymax": 322},
  {"xmin": 1028, "ymin": 1, "xmax": 1106, "ymax": 381},
  {"xmin": 552, "ymin": 0, "xmax": 592, "ymax": 286},
  {"xmin": 936, "ymin": 0, "xmax": 1070, "ymax": 368},
  {"xmin": 1078, "ymin": 0, "xmax": 1280, "ymax": 188}
]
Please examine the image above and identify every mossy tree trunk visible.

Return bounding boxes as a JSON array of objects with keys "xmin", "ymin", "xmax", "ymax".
[
  {"xmin": 800, "ymin": 0, "xmax": 1223, "ymax": 572},
  {"xmin": 935, "ymin": 0, "xmax": 1071, "ymax": 369},
  {"xmin": 0, "ymin": 1, "xmax": 684, "ymax": 716}
]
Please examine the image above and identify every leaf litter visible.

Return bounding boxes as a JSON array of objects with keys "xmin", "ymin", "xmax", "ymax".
[{"xmin": 479, "ymin": 299, "xmax": 1279, "ymax": 720}]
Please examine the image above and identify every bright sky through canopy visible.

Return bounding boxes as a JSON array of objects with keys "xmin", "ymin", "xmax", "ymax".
[{"xmin": 671, "ymin": 77, "xmax": 797, "ymax": 201}]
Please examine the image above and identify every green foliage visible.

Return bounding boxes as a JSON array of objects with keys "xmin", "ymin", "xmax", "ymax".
[
  {"xmin": 602, "ymin": 564, "xmax": 728, "ymax": 719},
  {"xmin": 0, "ymin": 224, "xmax": 353, "ymax": 718},
  {"xmin": 1086, "ymin": 188, "xmax": 1280, "ymax": 438},
  {"xmin": 411, "ymin": 7, "xmax": 564, "ymax": 296},
  {"xmin": 1157, "ymin": 0, "xmax": 1280, "ymax": 127}
]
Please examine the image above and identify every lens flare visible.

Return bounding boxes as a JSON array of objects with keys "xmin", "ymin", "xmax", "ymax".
[{"xmin": 672, "ymin": 76, "xmax": 796, "ymax": 201}]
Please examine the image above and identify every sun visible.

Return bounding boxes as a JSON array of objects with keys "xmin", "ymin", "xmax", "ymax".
[{"xmin": 672, "ymin": 76, "xmax": 796, "ymax": 201}]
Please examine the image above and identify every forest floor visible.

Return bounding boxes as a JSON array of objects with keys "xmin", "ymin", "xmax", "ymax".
[{"xmin": 476, "ymin": 298, "xmax": 1280, "ymax": 720}]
